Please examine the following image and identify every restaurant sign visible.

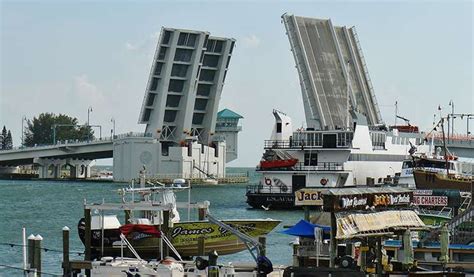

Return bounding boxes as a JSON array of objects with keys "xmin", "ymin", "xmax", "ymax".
[
  {"xmin": 325, "ymin": 190, "xmax": 414, "ymax": 212},
  {"xmin": 413, "ymin": 195, "xmax": 448, "ymax": 206},
  {"xmin": 295, "ymin": 189, "xmax": 324, "ymax": 206}
]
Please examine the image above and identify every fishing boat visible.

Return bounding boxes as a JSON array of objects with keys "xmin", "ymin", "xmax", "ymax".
[
  {"xmin": 409, "ymin": 118, "xmax": 474, "ymax": 193},
  {"xmin": 78, "ymin": 179, "xmax": 280, "ymax": 259}
]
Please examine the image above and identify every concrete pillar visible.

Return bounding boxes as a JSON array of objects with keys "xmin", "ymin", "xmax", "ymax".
[{"xmin": 34, "ymin": 158, "xmax": 65, "ymax": 179}]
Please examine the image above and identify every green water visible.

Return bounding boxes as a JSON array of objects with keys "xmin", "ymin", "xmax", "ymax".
[{"xmin": 0, "ymin": 168, "xmax": 303, "ymax": 276}]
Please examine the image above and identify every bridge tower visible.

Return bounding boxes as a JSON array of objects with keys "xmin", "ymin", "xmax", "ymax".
[{"xmin": 281, "ymin": 14, "xmax": 383, "ymax": 130}]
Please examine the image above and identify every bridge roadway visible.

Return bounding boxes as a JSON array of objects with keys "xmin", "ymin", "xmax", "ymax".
[{"xmin": 0, "ymin": 133, "xmax": 148, "ymax": 166}]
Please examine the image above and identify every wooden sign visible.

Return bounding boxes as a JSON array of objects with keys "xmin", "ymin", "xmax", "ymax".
[{"xmin": 295, "ymin": 189, "xmax": 324, "ymax": 206}]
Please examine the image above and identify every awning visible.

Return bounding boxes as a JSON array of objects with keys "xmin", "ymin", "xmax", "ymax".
[
  {"xmin": 119, "ymin": 224, "xmax": 161, "ymax": 237},
  {"xmin": 280, "ymin": 219, "xmax": 330, "ymax": 239},
  {"xmin": 336, "ymin": 210, "xmax": 426, "ymax": 239}
]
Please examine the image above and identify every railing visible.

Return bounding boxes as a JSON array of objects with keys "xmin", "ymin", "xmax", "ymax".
[
  {"xmin": 246, "ymin": 184, "xmax": 291, "ymax": 194},
  {"xmin": 264, "ymin": 139, "xmax": 351, "ymax": 149},
  {"xmin": 0, "ymin": 132, "xmax": 153, "ymax": 152},
  {"xmin": 256, "ymin": 161, "xmax": 344, "ymax": 172}
]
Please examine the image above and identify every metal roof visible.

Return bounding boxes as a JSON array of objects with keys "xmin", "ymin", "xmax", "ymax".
[
  {"xmin": 323, "ymin": 186, "xmax": 412, "ymax": 196},
  {"xmin": 217, "ymin": 108, "xmax": 243, "ymax": 119}
]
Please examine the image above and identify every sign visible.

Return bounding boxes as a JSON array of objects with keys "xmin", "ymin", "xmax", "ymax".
[
  {"xmin": 340, "ymin": 196, "xmax": 368, "ymax": 209},
  {"xmin": 295, "ymin": 189, "xmax": 323, "ymax": 206},
  {"xmin": 373, "ymin": 194, "xmax": 411, "ymax": 207},
  {"xmin": 414, "ymin": 190, "xmax": 433, "ymax": 196},
  {"xmin": 413, "ymin": 195, "xmax": 448, "ymax": 206}
]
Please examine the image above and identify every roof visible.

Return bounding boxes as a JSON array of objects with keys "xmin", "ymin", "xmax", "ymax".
[
  {"xmin": 217, "ymin": 108, "xmax": 243, "ymax": 119},
  {"xmin": 323, "ymin": 186, "xmax": 412, "ymax": 196}
]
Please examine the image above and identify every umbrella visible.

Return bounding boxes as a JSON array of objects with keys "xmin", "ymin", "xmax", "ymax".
[
  {"xmin": 280, "ymin": 219, "xmax": 330, "ymax": 239},
  {"xmin": 403, "ymin": 228, "xmax": 414, "ymax": 267},
  {"xmin": 439, "ymin": 224, "xmax": 450, "ymax": 264}
]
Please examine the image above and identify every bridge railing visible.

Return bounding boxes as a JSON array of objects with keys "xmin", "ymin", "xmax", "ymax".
[{"xmin": 0, "ymin": 132, "xmax": 153, "ymax": 152}]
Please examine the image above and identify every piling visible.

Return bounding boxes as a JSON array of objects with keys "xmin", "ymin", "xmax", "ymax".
[
  {"xmin": 207, "ymin": 250, "xmax": 219, "ymax": 277},
  {"xmin": 34, "ymin": 235, "xmax": 43, "ymax": 277},
  {"xmin": 84, "ymin": 208, "xmax": 91, "ymax": 277},
  {"xmin": 329, "ymin": 212, "xmax": 337, "ymax": 268},
  {"xmin": 162, "ymin": 210, "xmax": 170, "ymax": 257},
  {"xmin": 198, "ymin": 207, "xmax": 206, "ymax": 220},
  {"xmin": 62, "ymin": 226, "xmax": 70, "ymax": 276},
  {"xmin": 303, "ymin": 206, "xmax": 310, "ymax": 221},
  {"xmin": 197, "ymin": 236, "xmax": 205, "ymax": 256},
  {"xmin": 258, "ymin": 236, "xmax": 266, "ymax": 256},
  {"xmin": 376, "ymin": 237, "xmax": 383, "ymax": 277},
  {"xmin": 27, "ymin": 234, "xmax": 35, "ymax": 270}
]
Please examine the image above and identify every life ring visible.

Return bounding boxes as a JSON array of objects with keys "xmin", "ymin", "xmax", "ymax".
[
  {"xmin": 320, "ymin": 178, "xmax": 328, "ymax": 186},
  {"xmin": 264, "ymin": 177, "xmax": 272, "ymax": 186}
]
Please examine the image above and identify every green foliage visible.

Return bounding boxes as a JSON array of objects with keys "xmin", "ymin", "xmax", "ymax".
[
  {"xmin": 24, "ymin": 113, "xmax": 94, "ymax": 146},
  {"xmin": 1, "ymin": 126, "xmax": 13, "ymax": 150}
]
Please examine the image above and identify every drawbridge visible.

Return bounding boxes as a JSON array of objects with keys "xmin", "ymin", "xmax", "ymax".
[{"xmin": 282, "ymin": 14, "xmax": 383, "ymax": 130}]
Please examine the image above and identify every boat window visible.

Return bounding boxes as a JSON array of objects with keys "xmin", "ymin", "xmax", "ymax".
[
  {"xmin": 402, "ymin": 160, "xmax": 414, "ymax": 169},
  {"xmin": 304, "ymin": 152, "xmax": 318, "ymax": 166},
  {"xmin": 276, "ymin": 123, "xmax": 282, "ymax": 133},
  {"xmin": 323, "ymin": 134, "xmax": 337, "ymax": 148}
]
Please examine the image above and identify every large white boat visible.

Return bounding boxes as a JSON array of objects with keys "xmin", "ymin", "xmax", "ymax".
[{"xmin": 246, "ymin": 110, "xmax": 430, "ymax": 209}]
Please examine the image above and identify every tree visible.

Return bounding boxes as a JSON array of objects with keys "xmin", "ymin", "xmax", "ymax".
[
  {"xmin": 24, "ymin": 113, "xmax": 94, "ymax": 146},
  {"xmin": 4, "ymin": 130, "xmax": 13, "ymax": 150}
]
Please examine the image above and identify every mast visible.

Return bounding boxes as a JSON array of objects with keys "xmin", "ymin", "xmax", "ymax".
[{"xmin": 441, "ymin": 118, "xmax": 449, "ymax": 175}]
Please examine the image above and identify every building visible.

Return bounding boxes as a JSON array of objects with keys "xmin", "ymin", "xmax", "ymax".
[{"xmin": 215, "ymin": 109, "xmax": 243, "ymax": 163}]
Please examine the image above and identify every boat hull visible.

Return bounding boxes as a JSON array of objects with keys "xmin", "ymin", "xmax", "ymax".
[
  {"xmin": 413, "ymin": 170, "xmax": 473, "ymax": 193},
  {"xmin": 78, "ymin": 219, "xmax": 280, "ymax": 259},
  {"xmin": 246, "ymin": 191, "xmax": 297, "ymax": 210}
]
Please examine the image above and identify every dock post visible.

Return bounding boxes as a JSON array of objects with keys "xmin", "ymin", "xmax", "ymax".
[
  {"xmin": 329, "ymin": 212, "xmax": 337, "ymax": 268},
  {"xmin": 376, "ymin": 236, "xmax": 383, "ymax": 277},
  {"xmin": 303, "ymin": 206, "xmax": 310, "ymax": 221},
  {"xmin": 124, "ymin": 210, "xmax": 131, "ymax": 224},
  {"xmin": 27, "ymin": 234, "xmax": 35, "ymax": 271},
  {"xmin": 198, "ymin": 208, "xmax": 206, "ymax": 220},
  {"xmin": 162, "ymin": 210, "xmax": 170, "ymax": 257},
  {"xmin": 207, "ymin": 250, "xmax": 219, "ymax": 277},
  {"xmin": 62, "ymin": 226, "xmax": 70, "ymax": 276},
  {"xmin": 84, "ymin": 208, "xmax": 91, "ymax": 277},
  {"xmin": 258, "ymin": 236, "xmax": 266, "ymax": 256},
  {"xmin": 34, "ymin": 235, "xmax": 42, "ymax": 277},
  {"xmin": 197, "ymin": 236, "xmax": 205, "ymax": 256}
]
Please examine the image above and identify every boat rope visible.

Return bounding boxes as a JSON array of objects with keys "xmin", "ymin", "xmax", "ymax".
[
  {"xmin": 0, "ymin": 264, "xmax": 62, "ymax": 276},
  {"xmin": 0, "ymin": 242, "xmax": 84, "ymax": 255}
]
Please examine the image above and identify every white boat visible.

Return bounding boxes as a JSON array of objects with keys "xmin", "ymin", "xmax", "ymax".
[
  {"xmin": 202, "ymin": 178, "xmax": 219, "ymax": 185},
  {"xmin": 246, "ymin": 110, "xmax": 430, "ymax": 209}
]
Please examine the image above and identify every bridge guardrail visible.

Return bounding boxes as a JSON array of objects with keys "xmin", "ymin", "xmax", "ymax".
[{"xmin": 0, "ymin": 132, "xmax": 153, "ymax": 152}]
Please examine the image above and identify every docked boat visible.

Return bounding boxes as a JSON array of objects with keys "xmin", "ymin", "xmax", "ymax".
[
  {"xmin": 246, "ymin": 110, "xmax": 430, "ymax": 209},
  {"xmin": 79, "ymin": 180, "xmax": 280, "ymax": 259}
]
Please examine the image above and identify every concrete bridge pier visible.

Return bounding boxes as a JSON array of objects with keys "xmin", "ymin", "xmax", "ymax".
[
  {"xmin": 34, "ymin": 158, "xmax": 95, "ymax": 179},
  {"xmin": 34, "ymin": 158, "xmax": 63, "ymax": 179},
  {"xmin": 66, "ymin": 159, "xmax": 95, "ymax": 179}
]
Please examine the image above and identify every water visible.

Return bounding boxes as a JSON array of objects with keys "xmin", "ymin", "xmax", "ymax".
[{"xmin": 0, "ymin": 168, "xmax": 304, "ymax": 276}]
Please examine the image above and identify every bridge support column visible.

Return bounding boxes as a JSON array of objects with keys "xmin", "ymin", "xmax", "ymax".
[
  {"xmin": 66, "ymin": 159, "xmax": 95, "ymax": 179},
  {"xmin": 34, "ymin": 158, "xmax": 65, "ymax": 179}
]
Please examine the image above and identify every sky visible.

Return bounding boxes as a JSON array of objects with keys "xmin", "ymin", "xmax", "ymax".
[{"xmin": 1, "ymin": 0, "xmax": 473, "ymax": 167}]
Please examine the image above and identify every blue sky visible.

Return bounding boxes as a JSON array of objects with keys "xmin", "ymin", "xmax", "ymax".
[{"xmin": 1, "ymin": 0, "xmax": 472, "ymax": 166}]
